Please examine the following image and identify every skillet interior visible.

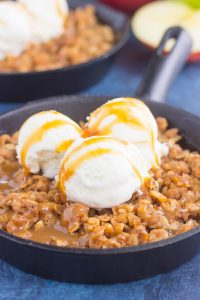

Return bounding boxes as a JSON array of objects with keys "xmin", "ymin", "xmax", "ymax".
[{"xmin": 0, "ymin": 95, "xmax": 199, "ymax": 283}]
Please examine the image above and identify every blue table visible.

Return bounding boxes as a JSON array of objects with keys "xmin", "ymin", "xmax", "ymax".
[{"xmin": 0, "ymin": 36, "xmax": 200, "ymax": 300}]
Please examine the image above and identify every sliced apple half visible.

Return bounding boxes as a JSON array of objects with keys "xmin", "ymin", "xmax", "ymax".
[{"xmin": 132, "ymin": 0, "xmax": 200, "ymax": 61}]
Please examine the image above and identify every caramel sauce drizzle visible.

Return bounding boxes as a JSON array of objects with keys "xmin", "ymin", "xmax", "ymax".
[
  {"xmin": 19, "ymin": 111, "xmax": 63, "ymax": 132},
  {"xmin": 20, "ymin": 111, "xmax": 82, "ymax": 132},
  {"xmin": 59, "ymin": 137, "xmax": 143, "ymax": 194},
  {"xmin": 56, "ymin": 0, "xmax": 66, "ymax": 20},
  {"xmin": 88, "ymin": 99, "xmax": 159, "ymax": 166},
  {"xmin": 56, "ymin": 140, "xmax": 74, "ymax": 153},
  {"xmin": 21, "ymin": 120, "xmax": 68, "ymax": 173},
  {"xmin": 20, "ymin": 111, "xmax": 82, "ymax": 173}
]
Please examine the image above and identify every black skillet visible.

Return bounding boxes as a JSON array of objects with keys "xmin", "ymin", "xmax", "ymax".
[
  {"xmin": 0, "ymin": 27, "xmax": 199, "ymax": 284},
  {"xmin": 0, "ymin": 0, "xmax": 129, "ymax": 103}
]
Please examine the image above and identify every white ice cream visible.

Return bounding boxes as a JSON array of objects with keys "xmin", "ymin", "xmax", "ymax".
[
  {"xmin": 87, "ymin": 97, "xmax": 168, "ymax": 170},
  {"xmin": 19, "ymin": 0, "xmax": 68, "ymax": 43},
  {"xmin": 17, "ymin": 110, "xmax": 82, "ymax": 178},
  {"xmin": 0, "ymin": 2, "xmax": 33, "ymax": 60},
  {"xmin": 59, "ymin": 136, "xmax": 149, "ymax": 209},
  {"xmin": 0, "ymin": 0, "xmax": 68, "ymax": 60}
]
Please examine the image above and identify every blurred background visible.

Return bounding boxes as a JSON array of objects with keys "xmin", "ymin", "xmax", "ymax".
[
  {"xmin": 101, "ymin": 0, "xmax": 152, "ymax": 12},
  {"xmin": 85, "ymin": 0, "xmax": 200, "ymax": 116},
  {"xmin": 0, "ymin": 0, "xmax": 199, "ymax": 116}
]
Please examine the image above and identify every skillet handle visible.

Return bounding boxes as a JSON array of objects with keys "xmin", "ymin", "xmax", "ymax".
[{"xmin": 135, "ymin": 27, "xmax": 192, "ymax": 103}]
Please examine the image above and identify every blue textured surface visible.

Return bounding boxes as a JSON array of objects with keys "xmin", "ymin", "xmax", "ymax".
[{"xmin": 0, "ymin": 35, "xmax": 199, "ymax": 300}]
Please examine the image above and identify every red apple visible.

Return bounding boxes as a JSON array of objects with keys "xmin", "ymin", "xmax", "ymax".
[
  {"xmin": 132, "ymin": 0, "xmax": 200, "ymax": 62},
  {"xmin": 100, "ymin": 0, "xmax": 153, "ymax": 12}
]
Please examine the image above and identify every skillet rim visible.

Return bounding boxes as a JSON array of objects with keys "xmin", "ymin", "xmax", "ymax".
[
  {"xmin": 0, "ymin": 95, "xmax": 199, "ymax": 256},
  {"xmin": 0, "ymin": 1, "xmax": 130, "ymax": 77}
]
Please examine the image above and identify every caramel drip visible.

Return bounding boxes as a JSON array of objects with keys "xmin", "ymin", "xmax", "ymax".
[
  {"xmin": 88, "ymin": 100, "xmax": 159, "ymax": 167},
  {"xmin": 59, "ymin": 137, "xmax": 143, "ymax": 194},
  {"xmin": 90, "ymin": 100, "xmax": 151, "ymax": 135},
  {"xmin": 56, "ymin": 140, "xmax": 74, "ymax": 153},
  {"xmin": 151, "ymin": 130, "xmax": 159, "ymax": 166},
  {"xmin": 91, "ymin": 99, "xmax": 146, "ymax": 121},
  {"xmin": 30, "ymin": 224, "xmax": 79, "ymax": 246},
  {"xmin": 82, "ymin": 127, "xmax": 98, "ymax": 138},
  {"xmin": 95, "ymin": 108, "xmax": 142, "ymax": 135},
  {"xmin": 60, "ymin": 148, "xmax": 111, "ymax": 192},
  {"xmin": 19, "ymin": 110, "xmax": 64, "ymax": 132},
  {"xmin": 21, "ymin": 119, "xmax": 68, "ymax": 172},
  {"xmin": 56, "ymin": 0, "xmax": 66, "ymax": 20}
]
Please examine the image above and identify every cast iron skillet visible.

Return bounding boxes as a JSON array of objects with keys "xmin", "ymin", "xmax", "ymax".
[
  {"xmin": 0, "ymin": 0, "xmax": 129, "ymax": 102},
  {"xmin": 0, "ymin": 28, "xmax": 199, "ymax": 284}
]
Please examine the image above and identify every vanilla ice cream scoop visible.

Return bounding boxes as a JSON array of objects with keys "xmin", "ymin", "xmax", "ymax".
[
  {"xmin": 59, "ymin": 136, "xmax": 149, "ymax": 209},
  {"xmin": 0, "ymin": 2, "xmax": 33, "ymax": 60},
  {"xmin": 86, "ymin": 97, "xmax": 168, "ymax": 170},
  {"xmin": 19, "ymin": 0, "xmax": 68, "ymax": 43},
  {"xmin": 16, "ymin": 110, "xmax": 82, "ymax": 178}
]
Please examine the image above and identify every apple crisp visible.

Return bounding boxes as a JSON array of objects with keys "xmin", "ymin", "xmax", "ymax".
[
  {"xmin": 0, "ymin": 117, "xmax": 199, "ymax": 249},
  {"xmin": 0, "ymin": 5, "xmax": 115, "ymax": 73}
]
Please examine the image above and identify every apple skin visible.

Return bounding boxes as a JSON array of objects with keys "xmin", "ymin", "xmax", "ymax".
[
  {"xmin": 189, "ymin": 52, "xmax": 200, "ymax": 62},
  {"xmin": 180, "ymin": 0, "xmax": 200, "ymax": 9},
  {"xmin": 100, "ymin": 0, "xmax": 153, "ymax": 12},
  {"xmin": 142, "ymin": 40, "xmax": 200, "ymax": 63}
]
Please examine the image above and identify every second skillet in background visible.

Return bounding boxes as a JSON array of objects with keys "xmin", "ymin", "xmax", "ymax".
[{"xmin": 0, "ymin": 0, "xmax": 129, "ymax": 102}]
